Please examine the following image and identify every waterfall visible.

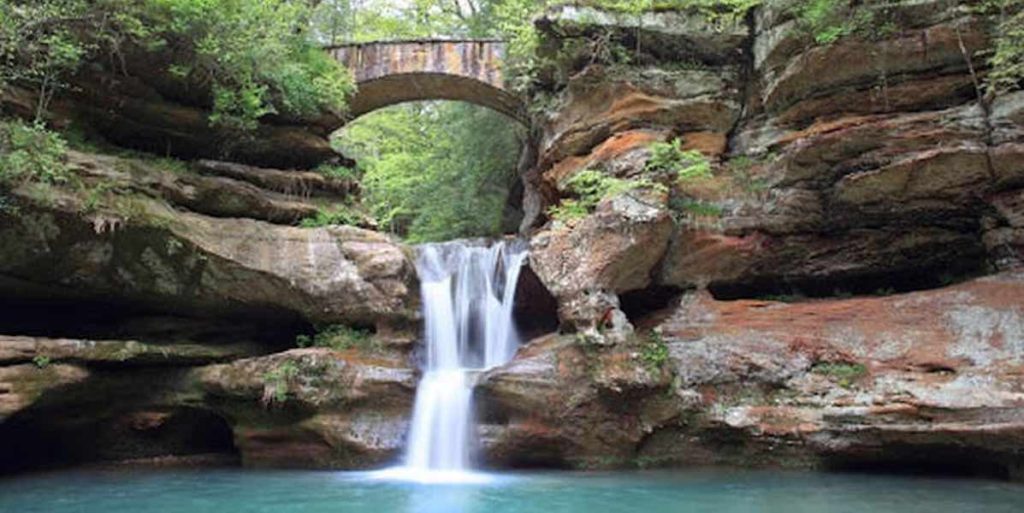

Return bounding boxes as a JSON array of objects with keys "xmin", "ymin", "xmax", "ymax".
[{"xmin": 397, "ymin": 239, "xmax": 527, "ymax": 480}]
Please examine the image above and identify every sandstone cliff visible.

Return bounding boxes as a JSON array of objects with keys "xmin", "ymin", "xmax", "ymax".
[{"xmin": 502, "ymin": 0, "xmax": 1023, "ymax": 479}]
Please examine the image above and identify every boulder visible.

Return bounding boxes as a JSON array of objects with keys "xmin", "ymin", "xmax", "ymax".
[
  {"xmin": 530, "ymin": 189, "xmax": 673, "ymax": 331},
  {"xmin": 192, "ymin": 348, "xmax": 415, "ymax": 468}
]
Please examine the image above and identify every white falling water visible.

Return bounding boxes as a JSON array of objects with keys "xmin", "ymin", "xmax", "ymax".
[{"xmin": 393, "ymin": 239, "xmax": 527, "ymax": 481}]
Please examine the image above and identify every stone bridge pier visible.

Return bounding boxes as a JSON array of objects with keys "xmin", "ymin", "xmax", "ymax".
[{"xmin": 327, "ymin": 39, "xmax": 527, "ymax": 123}]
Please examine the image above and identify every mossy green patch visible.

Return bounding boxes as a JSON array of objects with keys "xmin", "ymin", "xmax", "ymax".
[{"xmin": 812, "ymin": 361, "xmax": 867, "ymax": 388}]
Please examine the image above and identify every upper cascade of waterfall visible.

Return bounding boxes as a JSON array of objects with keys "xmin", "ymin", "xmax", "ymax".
[{"xmin": 415, "ymin": 239, "xmax": 529, "ymax": 371}]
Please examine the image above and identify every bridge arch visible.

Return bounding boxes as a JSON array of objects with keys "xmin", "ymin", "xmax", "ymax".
[{"xmin": 327, "ymin": 39, "xmax": 528, "ymax": 123}]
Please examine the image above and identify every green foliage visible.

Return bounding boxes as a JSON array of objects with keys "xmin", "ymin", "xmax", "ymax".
[
  {"xmin": 147, "ymin": 0, "xmax": 355, "ymax": 131},
  {"xmin": 547, "ymin": 169, "xmax": 652, "ymax": 223},
  {"xmin": 547, "ymin": 198, "xmax": 590, "ymax": 222},
  {"xmin": 296, "ymin": 325, "xmax": 377, "ymax": 352},
  {"xmin": 795, "ymin": 0, "xmax": 851, "ymax": 44},
  {"xmin": 32, "ymin": 354, "xmax": 51, "ymax": 369},
  {"xmin": 0, "ymin": 0, "xmax": 92, "ymax": 121},
  {"xmin": 811, "ymin": 361, "xmax": 867, "ymax": 388},
  {"xmin": 565, "ymin": 169, "xmax": 639, "ymax": 204},
  {"xmin": 640, "ymin": 330, "xmax": 669, "ymax": 371},
  {"xmin": 646, "ymin": 139, "xmax": 713, "ymax": 181},
  {"xmin": 262, "ymin": 360, "xmax": 299, "ymax": 405},
  {"xmin": 149, "ymin": 156, "xmax": 191, "ymax": 175},
  {"xmin": 728, "ymin": 154, "xmax": 773, "ymax": 193},
  {"xmin": 789, "ymin": 0, "xmax": 894, "ymax": 45},
  {"xmin": 82, "ymin": 182, "xmax": 115, "ymax": 213},
  {"xmin": 312, "ymin": 0, "xmax": 492, "ymax": 43},
  {"xmin": 493, "ymin": 0, "xmax": 544, "ymax": 91},
  {"xmin": 1, "ymin": 0, "xmax": 354, "ymax": 131},
  {"xmin": 0, "ymin": 119, "xmax": 70, "ymax": 189},
  {"xmin": 336, "ymin": 101, "xmax": 523, "ymax": 242},
  {"xmin": 314, "ymin": 163, "xmax": 359, "ymax": 181},
  {"xmin": 299, "ymin": 207, "xmax": 360, "ymax": 228},
  {"xmin": 987, "ymin": 2, "xmax": 1024, "ymax": 94}
]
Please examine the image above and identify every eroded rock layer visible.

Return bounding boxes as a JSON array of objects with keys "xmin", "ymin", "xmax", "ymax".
[
  {"xmin": 479, "ymin": 273, "xmax": 1024, "ymax": 479},
  {"xmin": 508, "ymin": 0, "xmax": 1024, "ymax": 478}
]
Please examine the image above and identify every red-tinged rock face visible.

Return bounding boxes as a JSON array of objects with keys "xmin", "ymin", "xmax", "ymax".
[
  {"xmin": 477, "ymin": 274, "xmax": 1024, "ymax": 477},
  {"xmin": 523, "ymin": 1, "xmax": 1023, "ymax": 353}
]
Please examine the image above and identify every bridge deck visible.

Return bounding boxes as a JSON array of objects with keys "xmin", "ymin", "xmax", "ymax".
[{"xmin": 326, "ymin": 39, "xmax": 525, "ymax": 122}]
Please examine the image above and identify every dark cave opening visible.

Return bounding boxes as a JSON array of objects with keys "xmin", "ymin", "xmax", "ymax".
[
  {"xmin": 821, "ymin": 446, "xmax": 1017, "ymax": 481},
  {"xmin": 0, "ymin": 295, "xmax": 304, "ymax": 353},
  {"xmin": 0, "ymin": 405, "xmax": 239, "ymax": 474},
  {"xmin": 618, "ymin": 285, "xmax": 685, "ymax": 327},
  {"xmin": 512, "ymin": 264, "xmax": 560, "ymax": 342},
  {"xmin": 706, "ymin": 259, "xmax": 989, "ymax": 302}
]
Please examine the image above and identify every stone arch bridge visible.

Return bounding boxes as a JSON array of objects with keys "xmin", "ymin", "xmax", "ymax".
[{"xmin": 326, "ymin": 39, "xmax": 527, "ymax": 123}]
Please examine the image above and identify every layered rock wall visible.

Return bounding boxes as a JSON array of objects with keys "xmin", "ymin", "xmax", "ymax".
[{"xmin": 498, "ymin": 0, "xmax": 1024, "ymax": 478}]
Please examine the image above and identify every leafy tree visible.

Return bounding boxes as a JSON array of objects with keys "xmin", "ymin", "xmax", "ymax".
[
  {"xmin": 0, "ymin": 0, "xmax": 356, "ymax": 132},
  {"xmin": 0, "ymin": 0, "xmax": 92, "ymax": 122},
  {"xmin": 335, "ymin": 101, "xmax": 524, "ymax": 242},
  {"xmin": 144, "ymin": 0, "xmax": 356, "ymax": 131},
  {"xmin": 0, "ymin": 119, "xmax": 70, "ymax": 188}
]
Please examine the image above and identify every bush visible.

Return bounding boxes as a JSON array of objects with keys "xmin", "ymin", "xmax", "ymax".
[
  {"xmin": 547, "ymin": 198, "xmax": 590, "ymax": 222},
  {"xmin": 261, "ymin": 360, "xmax": 299, "ymax": 405},
  {"xmin": 0, "ymin": 0, "xmax": 92, "ymax": 122},
  {"xmin": 671, "ymin": 198, "xmax": 723, "ymax": 218},
  {"xmin": 640, "ymin": 331, "xmax": 669, "ymax": 371},
  {"xmin": 646, "ymin": 139, "xmax": 713, "ymax": 181},
  {"xmin": 296, "ymin": 325, "xmax": 376, "ymax": 352},
  {"xmin": 789, "ymin": 0, "xmax": 896, "ymax": 45},
  {"xmin": 547, "ymin": 169, "xmax": 646, "ymax": 223},
  {"xmin": 32, "ymin": 354, "xmax": 51, "ymax": 369},
  {"xmin": 0, "ymin": 120, "xmax": 70, "ymax": 188},
  {"xmin": 314, "ymin": 163, "xmax": 359, "ymax": 181},
  {"xmin": 299, "ymin": 207, "xmax": 361, "ymax": 228},
  {"xmin": 988, "ymin": 3, "xmax": 1024, "ymax": 94}
]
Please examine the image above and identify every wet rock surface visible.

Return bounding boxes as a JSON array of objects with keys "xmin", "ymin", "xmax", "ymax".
[{"xmin": 478, "ymin": 274, "xmax": 1024, "ymax": 477}]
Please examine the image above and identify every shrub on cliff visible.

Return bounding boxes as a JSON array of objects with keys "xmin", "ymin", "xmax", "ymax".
[
  {"xmin": 547, "ymin": 168, "xmax": 663, "ymax": 223},
  {"xmin": 149, "ymin": 0, "xmax": 355, "ymax": 131},
  {"xmin": 296, "ymin": 325, "xmax": 377, "ymax": 352},
  {"xmin": 986, "ymin": 1, "xmax": 1024, "ymax": 94},
  {"xmin": 646, "ymin": 138, "xmax": 712, "ymax": 182},
  {"xmin": 0, "ymin": 119, "xmax": 70, "ymax": 189},
  {"xmin": 0, "ymin": 0, "xmax": 355, "ymax": 132}
]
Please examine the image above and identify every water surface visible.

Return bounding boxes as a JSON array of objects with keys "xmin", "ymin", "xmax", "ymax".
[{"xmin": 0, "ymin": 469, "xmax": 1021, "ymax": 513}]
